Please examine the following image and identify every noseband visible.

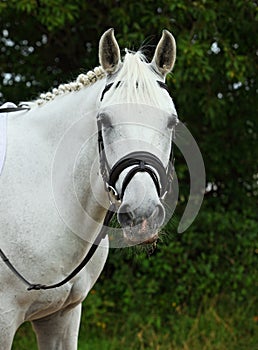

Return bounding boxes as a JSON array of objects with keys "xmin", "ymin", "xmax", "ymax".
[
  {"xmin": 98, "ymin": 146, "xmax": 173, "ymax": 201},
  {"xmin": 98, "ymin": 80, "xmax": 174, "ymax": 202},
  {"xmin": 110, "ymin": 151, "xmax": 168, "ymax": 199}
]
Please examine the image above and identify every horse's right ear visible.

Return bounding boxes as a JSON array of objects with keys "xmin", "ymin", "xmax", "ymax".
[
  {"xmin": 99, "ymin": 28, "xmax": 121, "ymax": 74},
  {"xmin": 151, "ymin": 30, "xmax": 176, "ymax": 76}
]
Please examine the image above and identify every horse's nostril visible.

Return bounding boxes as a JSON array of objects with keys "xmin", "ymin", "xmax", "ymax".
[
  {"xmin": 118, "ymin": 203, "xmax": 165, "ymax": 228},
  {"xmin": 117, "ymin": 204, "xmax": 134, "ymax": 226},
  {"xmin": 151, "ymin": 204, "xmax": 165, "ymax": 227}
]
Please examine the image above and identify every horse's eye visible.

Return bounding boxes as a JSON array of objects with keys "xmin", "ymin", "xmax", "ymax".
[{"xmin": 167, "ymin": 114, "xmax": 178, "ymax": 129}]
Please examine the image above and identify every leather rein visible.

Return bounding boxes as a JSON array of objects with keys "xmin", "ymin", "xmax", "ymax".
[{"xmin": 0, "ymin": 80, "xmax": 175, "ymax": 291}]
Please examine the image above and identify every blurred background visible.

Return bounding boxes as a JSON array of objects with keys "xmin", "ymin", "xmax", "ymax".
[{"xmin": 1, "ymin": 1, "xmax": 257, "ymax": 349}]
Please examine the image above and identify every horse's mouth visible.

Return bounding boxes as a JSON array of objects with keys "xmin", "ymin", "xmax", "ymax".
[
  {"xmin": 140, "ymin": 233, "xmax": 159, "ymax": 245},
  {"xmin": 122, "ymin": 222, "xmax": 159, "ymax": 246},
  {"xmin": 124, "ymin": 233, "xmax": 159, "ymax": 246}
]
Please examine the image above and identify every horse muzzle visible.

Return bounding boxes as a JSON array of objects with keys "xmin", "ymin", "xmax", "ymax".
[{"xmin": 117, "ymin": 202, "xmax": 165, "ymax": 245}]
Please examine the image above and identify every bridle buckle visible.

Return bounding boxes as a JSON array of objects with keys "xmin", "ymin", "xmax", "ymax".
[{"xmin": 105, "ymin": 183, "xmax": 120, "ymax": 204}]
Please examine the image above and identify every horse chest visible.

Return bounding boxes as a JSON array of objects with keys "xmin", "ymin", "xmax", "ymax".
[{"xmin": 23, "ymin": 273, "xmax": 89, "ymax": 321}]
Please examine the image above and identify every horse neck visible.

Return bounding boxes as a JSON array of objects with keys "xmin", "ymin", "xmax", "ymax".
[
  {"xmin": 35, "ymin": 78, "xmax": 109, "ymax": 235},
  {"xmin": 31, "ymin": 79, "xmax": 105, "ymax": 143}
]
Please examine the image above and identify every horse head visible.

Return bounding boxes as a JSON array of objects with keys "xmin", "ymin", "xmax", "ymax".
[{"xmin": 97, "ymin": 29, "xmax": 178, "ymax": 246}]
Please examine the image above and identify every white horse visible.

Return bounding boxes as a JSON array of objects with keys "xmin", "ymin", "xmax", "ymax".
[{"xmin": 0, "ymin": 29, "xmax": 177, "ymax": 349}]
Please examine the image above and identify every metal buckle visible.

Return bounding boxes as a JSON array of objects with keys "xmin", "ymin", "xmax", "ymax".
[{"xmin": 105, "ymin": 183, "xmax": 120, "ymax": 204}]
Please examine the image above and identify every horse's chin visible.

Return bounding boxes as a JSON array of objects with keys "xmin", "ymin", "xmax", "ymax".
[{"xmin": 122, "ymin": 227, "xmax": 159, "ymax": 246}]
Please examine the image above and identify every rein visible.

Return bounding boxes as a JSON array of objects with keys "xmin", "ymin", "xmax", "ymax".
[
  {"xmin": 0, "ymin": 80, "xmax": 174, "ymax": 291},
  {"xmin": 0, "ymin": 106, "xmax": 31, "ymax": 113},
  {"xmin": 0, "ymin": 204, "xmax": 115, "ymax": 290}
]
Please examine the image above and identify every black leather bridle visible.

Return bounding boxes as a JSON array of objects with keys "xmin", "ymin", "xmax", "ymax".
[
  {"xmin": 0, "ymin": 80, "xmax": 175, "ymax": 290},
  {"xmin": 98, "ymin": 129, "xmax": 174, "ymax": 202},
  {"xmin": 98, "ymin": 80, "xmax": 175, "ymax": 202}
]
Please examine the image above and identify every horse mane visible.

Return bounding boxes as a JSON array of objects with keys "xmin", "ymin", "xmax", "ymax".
[
  {"xmin": 34, "ymin": 50, "xmax": 170, "ymax": 111},
  {"xmin": 35, "ymin": 66, "xmax": 105, "ymax": 106}
]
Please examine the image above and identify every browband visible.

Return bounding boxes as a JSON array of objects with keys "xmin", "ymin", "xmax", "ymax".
[{"xmin": 100, "ymin": 80, "xmax": 169, "ymax": 101}]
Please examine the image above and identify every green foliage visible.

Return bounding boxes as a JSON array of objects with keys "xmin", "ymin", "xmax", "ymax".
[
  {"xmin": 83, "ymin": 208, "xmax": 257, "ymax": 327},
  {"xmin": 1, "ymin": 0, "xmax": 257, "ymax": 348},
  {"xmin": 14, "ymin": 297, "xmax": 258, "ymax": 349},
  {"xmin": 4, "ymin": 0, "xmax": 83, "ymax": 31}
]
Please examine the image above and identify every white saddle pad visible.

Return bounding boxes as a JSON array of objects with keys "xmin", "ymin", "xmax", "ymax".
[{"xmin": 0, "ymin": 102, "xmax": 17, "ymax": 176}]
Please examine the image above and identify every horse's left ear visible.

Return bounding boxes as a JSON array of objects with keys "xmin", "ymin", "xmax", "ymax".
[
  {"xmin": 99, "ymin": 28, "xmax": 121, "ymax": 74},
  {"xmin": 151, "ymin": 30, "xmax": 176, "ymax": 76}
]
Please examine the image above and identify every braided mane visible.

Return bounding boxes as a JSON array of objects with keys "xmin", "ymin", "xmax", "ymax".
[{"xmin": 36, "ymin": 66, "xmax": 105, "ymax": 106}]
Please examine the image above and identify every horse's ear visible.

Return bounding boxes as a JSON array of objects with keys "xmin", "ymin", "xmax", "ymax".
[
  {"xmin": 151, "ymin": 30, "xmax": 176, "ymax": 76},
  {"xmin": 99, "ymin": 28, "xmax": 121, "ymax": 74}
]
